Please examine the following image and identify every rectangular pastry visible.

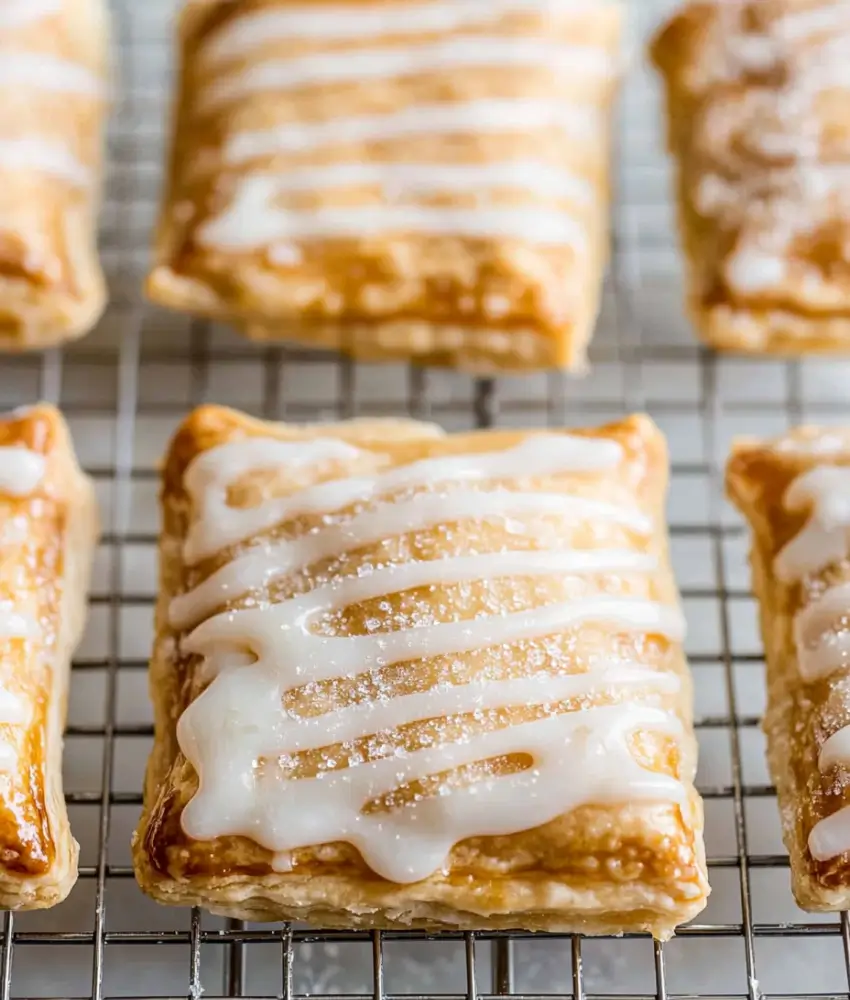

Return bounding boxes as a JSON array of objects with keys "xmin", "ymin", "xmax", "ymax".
[
  {"xmin": 0, "ymin": 404, "xmax": 98, "ymax": 909},
  {"xmin": 727, "ymin": 426, "xmax": 850, "ymax": 909},
  {"xmin": 0, "ymin": 0, "xmax": 108, "ymax": 350},
  {"xmin": 132, "ymin": 405, "xmax": 708, "ymax": 937},
  {"xmin": 652, "ymin": 0, "xmax": 850, "ymax": 356},
  {"xmin": 145, "ymin": 0, "xmax": 622, "ymax": 372}
]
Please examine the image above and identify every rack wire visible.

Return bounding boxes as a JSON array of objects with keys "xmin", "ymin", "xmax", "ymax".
[{"xmin": 5, "ymin": 0, "xmax": 850, "ymax": 996}]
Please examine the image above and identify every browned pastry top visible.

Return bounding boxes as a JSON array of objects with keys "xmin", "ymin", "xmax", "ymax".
[
  {"xmin": 0, "ymin": 406, "xmax": 71, "ymax": 875},
  {"xmin": 134, "ymin": 407, "xmax": 708, "ymax": 936},
  {"xmin": 728, "ymin": 427, "xmax": 850, "ymax": 905}
]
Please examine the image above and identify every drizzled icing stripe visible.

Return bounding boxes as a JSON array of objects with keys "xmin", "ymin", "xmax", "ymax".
[
  {"xmin": 774, "ymin": 463, "xmax": 850, "ymax": 860},
  {"xmin": 201, "ymin": 0, "xmax": 601, "ymax": 62},
  {"xmin": 203, "ymin": 38, "xmax": 611, "ymax": 109},
  {"xmin": 0, "ymin": 138, "xmax": 90, "ymax": 187},
  {"xmin": 183, "ymin": 433, "xmax": 626, "ymax": 563},
  {"xmin": 170, "ymin": 489, "xmax": 651, "ymax": 630},
  {"xmin": 777, "ymin": 2, "xmax": 850, "ymax": 42},
  {"xmin": 0, "ymin": 446, "xmax": 46, "ymax": 497},
  {"xmin": 199, "ymin": 199, "xmax": 586, "ymax": 252},
  {"xmin": 223, "ymin": 99, "xmax": 600, "ymax": 165},
  {"xmin": 176, "ymin": 432, "xmax": 687, "ymax": 883},
  {"xmin": 0, "ymin": 53, "xmax": 102, "ymax": 96},
  {"xmin": 200, "ymin": 162, "xmax": 594, "ymax": 205},
  {"xmin": 0, "ymin": 0, "xmax": 61, "ymax": 30}
]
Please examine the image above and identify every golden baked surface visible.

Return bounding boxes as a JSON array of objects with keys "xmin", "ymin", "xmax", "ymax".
[
  {"xmin": 146, "ymin": 0, "xmax": 621, "ymax": 372},
  {"xmin": 728, "ymin": 427, "xmax": 850, "ymax": 909},
  {"xmin": 652, "ymin": 0, "xmax": 850, "ymax": 355},
  {"xmin": 0, "ymin": 404, "xmax": 97, "ymax": 909},
  {"xmin": 0, "ymin": 0, "xmax": 107, "ymax": 350},
  {"xmin": 133, "ymin": 405, "xmax": 708, "ymax": 937}
]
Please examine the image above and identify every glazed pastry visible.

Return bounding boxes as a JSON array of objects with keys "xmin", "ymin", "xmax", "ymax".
[
  {"xmin": 145, "ymin": 0, "xmax": 622, "ymax": 372},
  {"xmin": 0, "ymin": 0, "xmax": 108, "ymax": 349},
  {"xmin": 727, "ymin": 426, "xmax": 850, "ymax": 909},
  {"xmin": 652, "ymin": 0, "xmax": 850, "ymax": 356},
  {"xmin": 132, "ymin": 405, "xmax": 708, "ymax": 937},
  {"xmin": 0, "ymin": 404, "xmax": 98, "ymax": 909}
]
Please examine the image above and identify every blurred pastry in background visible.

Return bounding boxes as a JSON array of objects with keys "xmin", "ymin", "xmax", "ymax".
[
  {"xmin": 0, "ymin": 0, "xmax": 108, "ymax": 350},
  {"xmin": 652, "ymin": 0, "xmax": 850, "ymax": 356},
  {"xmin": 146, "ymin": 0, "xmax": 622, "ymax": 373}
]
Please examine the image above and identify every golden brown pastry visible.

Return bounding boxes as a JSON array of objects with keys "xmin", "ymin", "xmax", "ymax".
[
  {"xmin": 727, "ymin": 426, "xmax": 850, "ymax": 910},
  {"xmin": 145, "ymin": 0, "xmax": 622, "ymax": 372},
  {"xmin": 652, "ymin": 0, "xmax": 850, "ymax": 356},
  {"xmin": 132, "ymin": 405, "xmax": 708, "ymax": 937},
  {"xmin": 0, "ymin": 404, "xmax": 98, "ymax": 909},
  {"xmin": 0, "ymin": 0, "xmax": 108, "ymax": 350}
]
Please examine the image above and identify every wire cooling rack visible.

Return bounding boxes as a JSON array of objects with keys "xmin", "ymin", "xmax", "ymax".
[{"xmin": 7, "ymin": 0, "xmax": 850, "ymax": 997}]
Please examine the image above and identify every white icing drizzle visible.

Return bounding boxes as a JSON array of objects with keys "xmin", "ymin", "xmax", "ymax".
[
  {"xmin": 0, "ymin": 52, "xmax": 102, "ymax": 96},
  {"xmin": 171, "ymin": 489, "xmax": 651, "ymax": 630},
  {"xmin": 0, "ymin": 685, "xmax": 26, "ymax": 725},
  {"xmin": 210, "ymin": 161, "xmax": 593, "ymax": 205},
  {"xmin": 0, "ymin": 138, "xmax": 90, "ymax": 187},
  {"xmin": 773, "ymin": 462, "xmax": 850, "ymax": 859},
  {"xmin": 204, "ymin": 38, "xmax": 610, "ymax": 109},
  {"xmin": 724, "ymin": 249, "xmax": 788, "ymax": 295},
  {"xmin": 175, "ymin": 433, "xmax": 689, "ymax": 882},
  {"xmin": 201, "ymin": 0, "xmax": 593, "ymax": 62},
  {"xmin": 0, "ymin": 446, "xmax": 46, "ymax": 497},
  {"xmin": 201, "ymin": 0, "xmax": 613, "ymax": 260},
  {"xmin": 0, "ymin": 0, "xmax": 60, "ymax": 30},
  {"xmin": 183, "ymin": 434, "xmax": 626, "ymax": 563},
  {"xmin": 778, "ymin": 2, "xmax": 850, "ymax": 43},
  {"xmin": 223, "ymin": 99, "xmax": 600, "ymax": 165},
  {"xmin": 0, "ymin": 609, "xmax": 37, "ymax": 641},
  {"xmin": 775, "ymin": 467, "xmax": 850, "ymax": 582},
  {"xmin": 199, "ymin": 199, "xmax": 585, "ymax": 252}
]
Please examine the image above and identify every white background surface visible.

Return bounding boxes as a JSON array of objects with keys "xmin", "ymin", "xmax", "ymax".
[{"xmin": 2, "ymin": 0, "xmax": 849, "ymax": 996}]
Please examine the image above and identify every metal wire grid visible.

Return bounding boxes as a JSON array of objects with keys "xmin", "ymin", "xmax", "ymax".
[{"xmin": 2, "ymin": 0, "xmax": 850, "ymax": 997}]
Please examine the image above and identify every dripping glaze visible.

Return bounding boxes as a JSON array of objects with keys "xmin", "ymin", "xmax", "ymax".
[
  {"xmin": 774, "ymin": 464, "xmax": 850, "ymax": 860},
  {"xmin": 172, "ymin": 432, "xmax": 690, "ymax": 883}
]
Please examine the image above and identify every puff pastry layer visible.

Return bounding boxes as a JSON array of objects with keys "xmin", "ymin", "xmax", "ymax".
[
  {"xmin": 0, "ymin": 404, "xmax": 97, "ymax": 909},
  {"xmin": 133, "ymin": 405, "xmax": 708, "ymax": 937},
  {"xmin": 145, "ymin": 0, "xmax": 622, "ymax": 372},
  {"xmin": 727, "ymin": 426, "xmax": 850, "ymax": 909},
  {"xmin": 652, "ymin": 0, "xmax": 850, "ymax": 356},
  {"xmin": 0, "ymin": 0, "xmax": 108, "ymax": 350}
]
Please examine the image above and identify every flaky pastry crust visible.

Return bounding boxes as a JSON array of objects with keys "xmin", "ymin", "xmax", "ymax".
[
  {"xmin": 0, "ymin": 0, "xmax": 108, "ymax": 350},
  {"xmin": 0, "ymin": 404, "xmax": 98, "ymax": 909},
  {"xmin": 727, "ymin": 426, "xmax": 850, "ymax": 909},
  {"xmin": 652, "ymin": 0, "xmax": 850, "ymax": 356},
  {"xmin": 145, "ymin": 0, "xmax": 622, "ymax": 372},
  {"xmin": 133, "ymin": 406, "xmax": 708, "ymax": 937}
]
